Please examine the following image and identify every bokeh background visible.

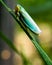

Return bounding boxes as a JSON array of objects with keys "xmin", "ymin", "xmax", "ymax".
[{"xmin": 0, "ymin": 0, "xmax": 52, "ymax": 65}]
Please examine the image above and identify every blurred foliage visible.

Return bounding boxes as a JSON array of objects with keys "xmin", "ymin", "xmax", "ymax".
[
  {"xmin": 0, "ymin": 0, "xmax": 52, "ymax": 65},
  {"xmin": 15, "ymin": 0, "xmax": 52, "ymax": 65},
  {"xmin": 17, "ymin": 0, "xmax": 52, "ymax": 24}
]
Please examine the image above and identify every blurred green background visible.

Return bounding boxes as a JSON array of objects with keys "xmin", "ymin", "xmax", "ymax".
[
  {"xmin": 0, "ymin": 0, "xmax": 52, "ymax": 65},
  {"xmin": 14, "ymin": 0, "xmax": 52, "ymax": 65}
]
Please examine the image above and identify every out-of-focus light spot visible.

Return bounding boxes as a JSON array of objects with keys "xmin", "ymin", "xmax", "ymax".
[
  {"xmin": 1, "ymin": 50, "xmax": 11, "ymax": 60},
  {"xmin": 39, "ymin": 23, "xmax": 51, "ymax": 44},
  {"xmin": 14, "ymin": 32, "xmax": 38, "ymax": 58},
  {"xmin": 13, "ymin": 54, "xmax": 23, "ymax": 65},
  {"xmin": 33, "ymin": 58, "xmax": 44, "ymax": 65}
]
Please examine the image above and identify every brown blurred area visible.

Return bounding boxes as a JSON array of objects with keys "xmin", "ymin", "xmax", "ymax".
[{"xmin": 0, "ymin": 0, "xmax": 52, "ymax": 65}]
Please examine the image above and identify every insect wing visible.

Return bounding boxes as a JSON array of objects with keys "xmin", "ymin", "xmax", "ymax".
[{"xmin": 17, "ymin": 5, "xmax": 41, "ymax": 34}]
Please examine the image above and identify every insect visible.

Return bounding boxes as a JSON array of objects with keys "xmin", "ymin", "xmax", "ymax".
[{"xmin": 15, "ymin": 4, "xmax": 41, "ymax": 35}]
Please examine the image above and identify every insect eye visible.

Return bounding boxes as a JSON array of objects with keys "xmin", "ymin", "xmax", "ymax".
[{"xmin": 15, "ymin": 6, "xmax": 20, "ymax": 16}]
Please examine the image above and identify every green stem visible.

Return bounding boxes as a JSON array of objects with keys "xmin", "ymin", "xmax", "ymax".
[
  {"xmin": 0, "ymin": 31, "xmax": 32, "ymax": 65},
  {"xmin": 0, "ymin": 0, "xmax": 52, "ymax": 65},
  {"xmin": 0, "ymin": 0, "xmax": 11, "ymax": 12},
  {"xmin": 32, "ymin": 38, "xmax": 52, "ymax": 65},
  {"xmin": 0, "ymin": 1, "xmax": 32, "ymax": 65},
  {"xmin": 0, "ymin": 31, "xmax": 19, "ymax": 54}
]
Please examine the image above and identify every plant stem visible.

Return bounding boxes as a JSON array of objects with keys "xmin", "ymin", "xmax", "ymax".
[
  {"xmin": 0, "ymin": 0, "xmax": 52, "ymax": 65},
  {"xmin": 32, "ymin": 38, "xmax": 52, "ymax": 65},
  {"xmin": 0, "ymin": 0, "xmax": 11, "ymax": 12},
  {"xmin": 0, "ymin": 31, "xmax": 19, "ymax": 54},
  {"xmin": 0, "ymin": 1, "xmax": 32, "ymax": 65},
  {"xmin": 0, "ymin": 31, "xmax": 32, "ymax": 65}
]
